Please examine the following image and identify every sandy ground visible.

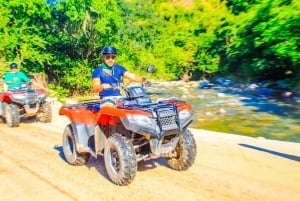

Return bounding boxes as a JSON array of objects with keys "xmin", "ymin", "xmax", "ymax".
[{"xmin": 0, "ymin": 104, "xmax": 300, "ymax": 201}]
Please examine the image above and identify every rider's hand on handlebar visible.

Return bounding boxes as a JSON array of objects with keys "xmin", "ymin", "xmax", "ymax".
[
  {"xmin": 142, "ymin": 77, "xmax": 151, "ymax": 87},
  {"xmin": 145, "ymin": 80, "xmax": 151, "ymax": 87}
]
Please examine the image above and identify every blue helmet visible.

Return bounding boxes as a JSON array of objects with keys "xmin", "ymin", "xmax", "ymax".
[
  {"xmin": 10, "ymin": 62, "xmax": 18, "ymax": 69},
  {"xmin": 101, "ymin": 46, "xmax": 117, "ymax": 55}
]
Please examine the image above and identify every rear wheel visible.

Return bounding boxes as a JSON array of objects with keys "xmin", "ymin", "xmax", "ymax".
[
  {"xmin": 62, "ymin": 124, "xmax": 90, "ymax": 165},
  {"xmin": 165, "ymin": 129, "xmax": 197, "ymax": 170},
  {"xmin": 4, "ymin": 103, "xmax": 19, "ymax": 127},
  {"xmin": 38, "ymin": 102, "xmax": 52, "ymax": 123},
  {"xmin": 104, "ymin": 134, "xmax": 137, "ymax": 185}
]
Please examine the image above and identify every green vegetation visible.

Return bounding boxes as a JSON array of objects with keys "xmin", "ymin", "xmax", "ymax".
[{"xmin": 0, "ymin": 0, "xmax": 299, "ymax": 96}]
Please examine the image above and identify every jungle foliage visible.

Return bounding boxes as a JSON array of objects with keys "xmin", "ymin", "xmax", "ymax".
[{"xmin": 0, "ymin": 0, "xmax": 299, "ymax": 95}]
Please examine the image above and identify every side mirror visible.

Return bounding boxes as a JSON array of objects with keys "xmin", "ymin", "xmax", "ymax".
[{"xmin": 147, "ymin": 64, "xmax": 155, "ymax": 73}]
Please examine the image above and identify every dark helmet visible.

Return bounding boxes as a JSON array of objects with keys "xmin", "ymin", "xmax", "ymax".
[
  {"xmin": 10, "ymin": 62, "xmax": 18, "ymax": 69},
  {"xmin": 101, "ymin": 46, "xmax": 117, "ymax": 55}
]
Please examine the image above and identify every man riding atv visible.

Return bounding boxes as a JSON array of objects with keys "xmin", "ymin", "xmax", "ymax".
[
  {"xmin": 0, "ymin": 62, "xmax": 52, "ymax": 127},
  {"xmin": 4, "ymin": 62, "xmax": 31, "ymax": 90},
  {"xmin": 0, "ymin": 62, "xmax": 31, "ymax": 116},
  {"xmin": 92, "ymin": 46, "xmax": 149, "ymax": 105},
  {"xmin": 59, "ymin": 47, "xmax": 196, "ymax": 185}
]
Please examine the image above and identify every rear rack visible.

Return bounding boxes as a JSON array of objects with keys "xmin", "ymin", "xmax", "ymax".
[{"xmin": 62, "ymin": 99, "xmax": 102, "ymax": 109}]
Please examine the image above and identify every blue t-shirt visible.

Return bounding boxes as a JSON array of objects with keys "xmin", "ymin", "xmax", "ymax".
[{"xmin": 92, "ymin": 64, "xmax": 127, "ymax": 98}]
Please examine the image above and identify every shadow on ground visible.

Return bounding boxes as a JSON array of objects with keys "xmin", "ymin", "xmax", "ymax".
[
  {"xmin": 53, "ymin": 145, "xmax": 169, "ymax": 183},
  {"xmin": 239, "ymin": 143, "xmax": 300, "ymax": 162}
]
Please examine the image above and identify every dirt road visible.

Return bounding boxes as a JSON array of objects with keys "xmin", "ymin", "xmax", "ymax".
[{"xmin": 1, "ymin": 105, "xmax": 300, "ymax": 201}]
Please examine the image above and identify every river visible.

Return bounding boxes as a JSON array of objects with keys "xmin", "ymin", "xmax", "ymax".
[{"xmin": 146, "ymin": 81, "xmax": 300, "ymax": 143}]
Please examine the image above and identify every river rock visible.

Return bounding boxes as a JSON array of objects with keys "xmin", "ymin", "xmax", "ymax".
[
  {"xmin": 281, "ymin": 91, "xmax": 293, "ymax": 98},
  {"xmin": 216, "ymin": 93, "xmax": 226, "ymax": 98},
  {"xmin": 217, "ymin": 108, "xmax": 227, "ymax": 115}
]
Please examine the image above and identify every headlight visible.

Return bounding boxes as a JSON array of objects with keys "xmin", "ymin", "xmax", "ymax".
[
  {"xmin": 178, "ymin": 109, "xmax": 192, "ymax": 121},
  {"xmin": 127, "ymin": 114, "xmax": 152, "ymax": 125}
]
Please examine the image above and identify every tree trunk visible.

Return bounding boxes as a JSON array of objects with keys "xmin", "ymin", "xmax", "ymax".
[{"xmin": 29, "ymin": 73, "xmax": 48, "ymax": 89}]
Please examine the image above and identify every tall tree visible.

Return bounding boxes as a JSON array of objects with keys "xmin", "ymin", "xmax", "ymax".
[
  {"xmin": 0, "ymin": 0, "xmax": 52, "ymax": 73},
  {"xmin": 224, "ymin": 0, "xmax": 300, "ymax": 80},
  {"xmin": 44, "ymin": 0, "xmax": 122, "ymax": 94}
]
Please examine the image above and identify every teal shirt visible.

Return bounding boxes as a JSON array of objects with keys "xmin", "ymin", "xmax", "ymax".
[{"xmin": 4, "ymin": 71, "xmax": 31, "ymax": 90}]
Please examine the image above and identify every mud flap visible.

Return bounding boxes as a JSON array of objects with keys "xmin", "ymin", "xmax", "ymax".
[
  {"xmin": 149, "ymin": 136, "xmax": 180, "ymax": 155},
  {"xmin": 70, "ymin": 123, "xmax": 106, "ymax": 157},
  {"xmin": 70, "ymin": 123, "xmax": 95, "ymax": 152},
  {"xmin": 94, "ymin": 125, "xmax": 106, "ymax": 155}
]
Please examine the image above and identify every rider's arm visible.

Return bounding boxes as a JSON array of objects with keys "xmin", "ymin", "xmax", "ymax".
[
  {"xmin": 92, "ymin": 68, "xmax": 102, "ymax": 93},
  {"xmin": 20, "ymin": 72, "xmax": 31, "ymax": 83},
  {"xmin": 4, "ymin": 73, "xmax": 13, "ymax": 84},
  {"xmin": 92, "ymin": 78, "xmax": 102, "ymax": 93},
  {"xmin": 92, "ymin": 78, "xmax": 113, "ymax": 93},
  {"xmin": 124, "ymin": 71, "xmax": 146, "ymax": 83}
]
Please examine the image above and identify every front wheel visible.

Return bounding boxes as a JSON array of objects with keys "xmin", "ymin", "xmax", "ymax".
[
  {"xmin": 4, "ymin": 103, "xmax": 19, "ymax": 127},
  {"xmin": 62, "ymin": 124, "xmax": 90, "ymax": 165},
  {"xmin": 38, "ymin": 102, "xmax": 52, "ymax": 123},
  {"xmin": 104, "ymin": 134, "xmax": 137, "ymax": 186},
  {"xmin": 165, "ymin": 129, "xmax": 197, "ymax": 170}
]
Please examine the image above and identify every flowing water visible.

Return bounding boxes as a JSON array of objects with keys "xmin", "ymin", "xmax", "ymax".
[{"xmin": 146, "ymin": 81, "xmax": 300, "ymax": 143}]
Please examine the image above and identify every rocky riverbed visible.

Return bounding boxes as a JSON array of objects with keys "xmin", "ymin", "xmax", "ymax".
[{"xmin": 146, "ymin": 80, "xmax": 300, "ymax": 142}]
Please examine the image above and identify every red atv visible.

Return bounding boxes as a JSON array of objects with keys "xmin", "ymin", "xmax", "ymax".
[
  {"xmin": 0, "ymin": 82, "xmax": 52, "ymax": 127},
  {"xmin": 59, "ymin": 66, "xmax": 197, "ymax": 185}
]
